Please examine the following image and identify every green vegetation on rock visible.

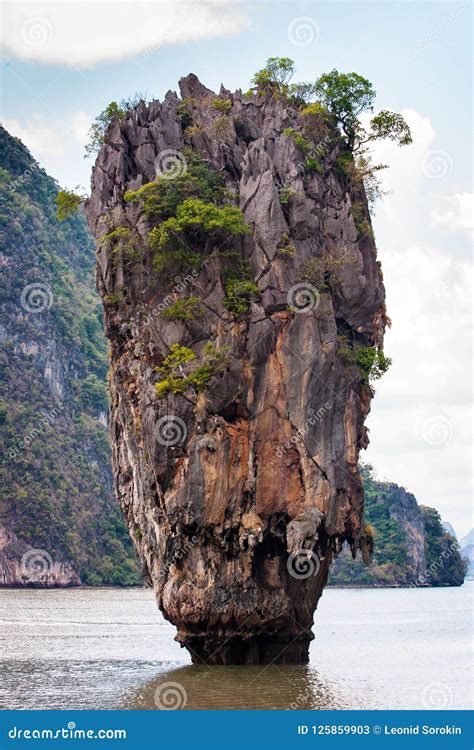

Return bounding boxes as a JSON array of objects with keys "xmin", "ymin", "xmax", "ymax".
[
  {"xmin": 124, "ymin": 153, "xmax": 225, "ymax": 219},
  {"xmin": 223, "ymin": 279, "xmax": 259, "ymax": 315},
  {"xmin": 0, "ymin": 125, "xmax": 140, "ymax": 585},
  {"xmin": 161, "ymin": 296, "xmax": 202, "ymax": 321},
  {"xmin": 84, "ymin": 94, "xmax": 147, "ymax": 158},
  {"xmin": 249, "ymin": 58, "xmax": 412, "ymax": 206},
  {"xmin": 421, "ymin": 506, "xmax": 467, "ymax": 586},
  {"xmin": 149, "ymin": 197, "xmax": 250, "ymax": 273},
  {"xmin": 329, "ymin": 465, "xmax": 467, "ymax": 587},
  {"xmin": 155, "ymin": 342, "xmax": 228, "ymax": 398}
]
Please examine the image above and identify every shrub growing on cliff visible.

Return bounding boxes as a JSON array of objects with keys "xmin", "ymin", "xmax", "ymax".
[
  {"xmin": 336, "ymin": 340, "xmax": 391, "ymax": 384},
  {"xmin": 177, "ymin": 98, "xmax": 194, "ymax": 128},
  {"xmin": 252, "ymin": 57, "xmax": 295, "ymax": 93},
  {"xmin": 250, "ymin": 58, "xmax": 317, "ymax": 106},
  {"xmin": 302, "ymin": 255, "xmax": 350, "ymax": 292},
  {"xmin": 156, "ymin": 342, "xmax": 228, "ymax": 397},
  {"xmin": 212, "ymin": 97, "xmax": 232, "ymax": 113},
  {"xmin": 283, "ymin": 128, "xmax": 312, "ymax": 154},
  {"xmin": 124, "ymin": 154, "xmax": 225, "ymax": 219},
  {"xmin": 149, "ymin": 198, "xmax": 250, "ymax": 272},
  {"xmin": 55, "ymin": 188, "xmax": 86, "ymax": 221},
  {"xmin": 356, "ymin": 346, "xmax": 391, "ymax": 383},
  {"xmin": 161, "ymin": 296, "xmax": 202, "ymax": 321},
  {"xmin": 84, "ymin": 94, "xmax": 147, "ymax": 157},
  {"xmin": 100, "ymin": 226, "xmax": 139, "ymax": 264},
  {"xmin": 85, "ymin": 101, "xmax": 126, "ymax": 158},
  {"xmin": 223, "ymin": 279, "xmax": 259, "ymax": 315}
]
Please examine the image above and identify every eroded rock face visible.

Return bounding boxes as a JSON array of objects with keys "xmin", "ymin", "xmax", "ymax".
[
  {"xmin": 86, "ymin": 75, "xmax": 386, "ymax": 664},
  {"xmin": 0, "ymin": 525, "xmax": 81, "ymax": 587}
]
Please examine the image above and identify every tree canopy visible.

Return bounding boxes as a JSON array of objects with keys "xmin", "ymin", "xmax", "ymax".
[
  {"xmin": 251, "ymin": 57, "xmax": 295, "ymax": 90},
  {"xmin": 313, "ymin": 70, "xmax": 412, "ymax": 151},
  {"xmin": 250, "ymin": 59, "xmax": 412, "ymax": 154}
]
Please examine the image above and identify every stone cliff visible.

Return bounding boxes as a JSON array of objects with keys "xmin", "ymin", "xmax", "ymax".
[
  {"xmin": 329, "ymin": 466, "xmax": 467, "ymax": 587},
  {"xmin": 86, "ymin": 75, "xmax": 387, "ymax": 663},
  {"xmin": 0, "ymin": 125, "xmax": 140, "ymax": 587}
]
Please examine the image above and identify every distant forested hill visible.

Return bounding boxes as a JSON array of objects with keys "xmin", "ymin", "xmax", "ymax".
[
  {"xmin": 0, "ymin": 125, "xmax": 140, "ymax": 586},
  {"xmin": 328, "ymin": 465, "xmax": 467, "ymax": 587}
]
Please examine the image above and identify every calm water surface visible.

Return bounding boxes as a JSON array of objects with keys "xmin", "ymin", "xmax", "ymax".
[{"xmin": 0, "ymin": 583, "xmax": 472, "ymax": 710}]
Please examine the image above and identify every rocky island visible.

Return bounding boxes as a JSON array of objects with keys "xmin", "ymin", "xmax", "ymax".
[{"xmin": 85, "ymin": 60, "xmax": 410, "ymax": 664}]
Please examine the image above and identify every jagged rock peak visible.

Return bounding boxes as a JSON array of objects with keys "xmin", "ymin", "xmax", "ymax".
[
  {"xmin": 178, "ymin": 73, "xmax": 215, "ymax": 100},
  {"xmin": 86, "ymin": 74, "xmax": 386, "ymax": 664}
]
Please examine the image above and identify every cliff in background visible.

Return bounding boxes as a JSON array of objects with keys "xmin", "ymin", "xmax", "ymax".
[
  {"xmin": 329, "ymin": 465, "xmax": 467, "ymax": 586},
  {"xmin": 460, "ymin": 529, "xmax": 474, "ymax": 579},
  {"xmin": 86, "ymin": 74, "xmax": 387, "ymax": 664},
  {"xmin": 0, "ymin": 126, "xmax": 140, "ymax": 586}
]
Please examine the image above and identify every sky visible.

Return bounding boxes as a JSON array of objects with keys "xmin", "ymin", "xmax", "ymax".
[{"xmin": 1, "ymin": 0, "xmax": 472, "ymax": 538}]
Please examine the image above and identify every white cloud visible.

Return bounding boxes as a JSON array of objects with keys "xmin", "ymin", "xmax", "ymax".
[
  {"xmin": 431, "ymin": 193, "xmax": 474, "ymax": 235},
  {"xmin": 0, "ymin": 114, "xmax": 65, "ymax": 155},
  {"xmin": 364, "ymin": 109, "xmax": 473, "ymax": 538},
  {"xmin": 2, "ymin": 1, "xmax": 249, "ymax": 68},
  {"xmin": 0, "ymin": 112, "xmax": 94, "ymax": 188},
  {"xmin": 68, "ymin": 111, "xmax": 92, "ymax": 147},
  {"xmin": 1, "ymin": 111, "xmax": 92, "ymax": 155}
]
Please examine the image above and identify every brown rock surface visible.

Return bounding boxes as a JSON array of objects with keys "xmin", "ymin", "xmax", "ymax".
[{"xmin": 86, "ymin": 75, "xmax": 386, "ymax": 664}]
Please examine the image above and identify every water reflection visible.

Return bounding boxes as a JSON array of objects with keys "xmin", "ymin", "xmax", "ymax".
[{"xmin": 126, "ymin": 663, "xmax": 348, "ymax": 710}]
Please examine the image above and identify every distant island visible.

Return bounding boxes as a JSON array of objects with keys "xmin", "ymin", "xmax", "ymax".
[{"xmin": 328, "ymin": 465, "xmax": 468, "ymax": 587}]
